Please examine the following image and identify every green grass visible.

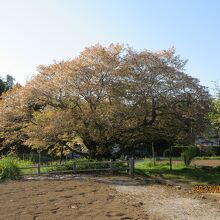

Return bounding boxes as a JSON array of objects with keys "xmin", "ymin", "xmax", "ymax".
[
  {"xmin": 0, "ymin": 156, "xmax": 35, "ymax": 177},
  {"xmin": 17, "ymin": 157, "xmax": 127, "ymax": 175},
  {"xmin": 194, "ymin": 156, "xmax": 220, "ymax": 160},
  {"xmin": 135, "ymin": 159, "xmax": 220, "ymax": 185},
  {"xmin": 1, "ymin": 156, "xmax": 115, "ymax": 179},
  {"xmin": 0, "ymin": 156, "xmax": 24, "ymax": 181},
  {"xmin": 154, "ymin": 156, "xmax": 220, "ymax": 161},
  {"xmin": 41, "ymin": 158, "xmax": 110, "ymax": 173},
  {"xmin": 4, "ymin": 155, "xmax": 220, "ymax": 184}
]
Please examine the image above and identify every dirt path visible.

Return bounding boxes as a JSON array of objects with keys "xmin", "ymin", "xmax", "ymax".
[{"xmin": 110, "ymin": 177, "xmax": 220, "ymax": 220}]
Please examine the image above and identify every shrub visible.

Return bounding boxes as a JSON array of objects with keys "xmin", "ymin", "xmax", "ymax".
[
  {"xmin": 181, "ymin": 146, "xmax": 198, "ymax": 166},
  {"xmin": 0, "ymin": 156, "xmax": 21, "ymax": 181},
  {"xmin": 172, "ymin": 146, "xmax": 188, "ymax": 157}
]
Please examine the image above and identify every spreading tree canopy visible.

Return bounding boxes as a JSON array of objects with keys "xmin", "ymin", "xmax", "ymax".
[{"xmin": 0, "ymin": 44, "xmax": 212, "ymax": 158}]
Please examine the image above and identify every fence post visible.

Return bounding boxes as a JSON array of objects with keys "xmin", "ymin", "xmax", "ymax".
[
  {"xmin": 38, "ymin": 150, "xmax": 41, "ymax": 164},
  {"xmin": 73, "ymin": 162, "xmax": 76, "ymax": 173},
  {"xmin": 37, "ymin": 163, "xmax": 41, "ymax": 175},
  {"xmin": 110, "ymin": 159, "xmax": 113, "ymax": 174},
  {"xmin": 129, "ymin": 157, "xmax": 134, "ymax": 177},
  {"xmin": 152, "ymin": 141, "xmax": 156, "ymax": 166},
  {"xmin": 169, "ymin": 146, "xmax": 172, "ymax": 171}
]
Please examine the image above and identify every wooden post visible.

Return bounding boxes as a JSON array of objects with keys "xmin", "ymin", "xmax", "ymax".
[
  {"xmin": 37, "ymin": 150, "xmax": 41, "ymax": 175},
  {"xmin": 38, "ymin": 150, "xmax": 41, "ymax": 164},
  {"xmin": 73, "ymin": 162, "xmax": 76, "ymax": 173},
  {"xmin": 110, "ymin": 159, "xmax": 113, "ymax": 174},
  {"xmin": 37, "ymin": 163, "xmax": 41, "ymax": 175},
  {"xmin": 169, "ymin": 146, "xmax": 172, "ymax": 171},
  {"xmin": 129, "ymin": 158, "xmax": 134, "ymax": 177},
  {"xmin": 152, "ymin": 141, "xmax": 156, "ymax": 166}
]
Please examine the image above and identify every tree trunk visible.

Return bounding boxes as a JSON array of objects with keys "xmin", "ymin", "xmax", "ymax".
[
  {"xmin": 59, "ymin": 146, "xmax": 64, "ymax": 164},
  {"xmin": 152, "ymin": 141, "xmax": 156, "ymax": 166},
  {"xmin": 169, "ymin": 145, "xmax": 172, "ymax": 171}
]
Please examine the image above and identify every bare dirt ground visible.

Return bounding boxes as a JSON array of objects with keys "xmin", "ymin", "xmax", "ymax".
[
  {"xmin": 108, "ymin": 177, "xmax": 220, "ymax": 220},
  {"xmin": 82, "ymin": 176, "xmax": 220, "ymax": 220},
  {"xmin": 1, "ymin": 175, "xmax": 220, "ymax": 220},
  {"xmin": 192, "ymin": 160, "xmax": 220, "ymax": 167},
  {"xmin": 0, "ymin": 176, "xmax": 147, "ymax": 220}
]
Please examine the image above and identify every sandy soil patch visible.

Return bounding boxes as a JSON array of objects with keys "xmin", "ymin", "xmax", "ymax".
[{"xmin": 0, "ymin": 178, "xmax": 147, "ymax": 220}]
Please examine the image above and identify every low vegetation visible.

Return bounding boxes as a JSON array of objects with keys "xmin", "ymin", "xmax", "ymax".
[
  {"xmin": 1, "ymin": 154, "xmax": 220, "ymax": 184},
  {"xmin": 0, "ymin": 155, "xmax": 128, "ymax": 178},
  {"xmin": 136, "ymin": 159, "xmax": 220, "ymax": 184},
  {"xmin": 181, "ymin": 146, "xmax": 198, "ymax": 166},
  {"xmin": 195, "ymin": 156, "xmax": 220, "ymax": 160},
  {"xmin": 0, "ymin": 156, "xmax": 22, "ymax": 181}
]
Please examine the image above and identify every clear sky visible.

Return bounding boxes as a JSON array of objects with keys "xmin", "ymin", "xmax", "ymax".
[{"xmin": 0, "ymin": 0, "xmax": 220, "ymax": 93}]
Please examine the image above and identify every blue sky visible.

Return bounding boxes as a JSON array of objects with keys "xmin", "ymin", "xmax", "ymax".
[{"xmin": 0, "ymin": 0, "xmax": 220, "ymax": 93}]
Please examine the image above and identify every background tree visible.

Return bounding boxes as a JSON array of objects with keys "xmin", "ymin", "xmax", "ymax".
[
  {"xmin": 210, "ymin": 91, "xmax": 220, "ymax": 141},
  {"xmin": 0, "ymin": 84, "xmax": 29, "ymax": 155},
  {"xmin": 0, "ymin": 74, "xmax": 15, "ymax": 96}
]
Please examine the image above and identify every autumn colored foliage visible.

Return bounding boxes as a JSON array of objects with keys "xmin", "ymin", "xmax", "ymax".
[{"xmin": 0, "ymin": 44, "xmax": 212, "ymax": 158}]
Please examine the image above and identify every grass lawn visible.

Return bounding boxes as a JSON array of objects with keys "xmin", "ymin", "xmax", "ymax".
[
  {"xmin": 135, "ymin": 159, "xmax": 220, "ymax": 185},
  {"xmin": 155, "ymin": 156, "xmax": 220, "ymax": 161}
]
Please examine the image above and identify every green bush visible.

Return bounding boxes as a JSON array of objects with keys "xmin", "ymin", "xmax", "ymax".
[
  {"xmin": 0, "ymin": 156, "xmax": 21, "ymax": 181},
  {"xmin": 171, "ymin": 146, "xmax": 188, "ymax": 157},
  {"xmin": 181, "ymin": 146, "xmax": 198, "ymax": 166}
]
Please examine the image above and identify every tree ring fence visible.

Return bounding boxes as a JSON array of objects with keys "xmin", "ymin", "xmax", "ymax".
[{"xmin": 19, "ymin": 158, "xmax": 135, "ymax": 177}]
